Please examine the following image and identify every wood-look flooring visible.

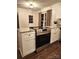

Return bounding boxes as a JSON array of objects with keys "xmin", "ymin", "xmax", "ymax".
[{"xmin": 17, "ymin": 41, "xmax": 61, "ymax": 59}]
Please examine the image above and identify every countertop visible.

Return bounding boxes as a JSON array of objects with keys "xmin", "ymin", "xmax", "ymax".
[
  {"xmin": 31, "ymin": 27, "xmax": 51, "ymax": 36},
  {"xmin": 17, "ymin": 28, "xmax": 35, "ymax": 33}
]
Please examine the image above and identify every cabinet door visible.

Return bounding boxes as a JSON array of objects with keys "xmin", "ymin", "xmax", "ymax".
[
  {"xmin": 50, "ymin": 28, "xmax": 60, "ymax": 43},
  {"xmin": 22, "ymin": 38, "xmax": 35, "ymax": 56},
  {"xmin": 46, "ymin": 10, "xmax": 52, "ymax": 26},
  {"xmin": 22, "ymin": 39, "xmax": 35, "ymax": 50}
]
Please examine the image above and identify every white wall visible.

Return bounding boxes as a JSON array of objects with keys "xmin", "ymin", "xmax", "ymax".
[
  {"xmin": 39, "ymin": 5, "xmax": 52, "ymax": 13},
  {"xmin": 52, "ymin": 2, "xmax": 61, "ymax": 27},
  {"xmin": 17, "ymin": 8, "xmax": 39, "ymax": 30}
]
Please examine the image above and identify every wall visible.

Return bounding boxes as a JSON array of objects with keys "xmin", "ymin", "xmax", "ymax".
[
  {"xmin": 38, "ymin": 5, "xmax": 52, "ymax": 13},
  {"xmin": 17, "ymin": 8, "xmax": 39, "ymax": 30},
  {"xmin": 52, "ymin": 2, "xmax": 61, "ymax": 28}
]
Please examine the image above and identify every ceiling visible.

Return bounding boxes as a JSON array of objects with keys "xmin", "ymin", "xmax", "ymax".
[{"xmin": 17, "ymin": 0, "xmax": 61, "ymax": 11}]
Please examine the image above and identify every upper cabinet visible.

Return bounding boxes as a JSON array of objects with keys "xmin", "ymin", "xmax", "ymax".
[
  {"xmin": 38, "ymin": 10, "xmax": 52, "ymax": 28},
  {"xmin": 46, "ymin": 10, "xmax": 52, "ymax": 26}
]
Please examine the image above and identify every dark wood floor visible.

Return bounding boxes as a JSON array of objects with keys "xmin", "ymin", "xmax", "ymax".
[{"xmin": 17, "ymin": 41, "xmax": 61, "ymax": 59}]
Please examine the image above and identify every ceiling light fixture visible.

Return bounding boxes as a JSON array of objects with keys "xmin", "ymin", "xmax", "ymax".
[
  {"xmin": 24, "ymin": 0, "xmax": 38, "ymax": 9},
  {"xmin": 29, "ymin": 3, "xmax": 33, "ymax": 8}
]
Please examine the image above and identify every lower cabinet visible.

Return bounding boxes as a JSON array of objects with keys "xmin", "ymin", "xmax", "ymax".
[
  {"xmin": 18, "ymin": 31, "xmax": 36, "ymax": 57},
  {"xmin": 50, "ymin": 28, "xmax": 60, "ymax": 44},
  {"xmin": 22, "ymin": 39, "xmax": 35, "ymax": 57}
]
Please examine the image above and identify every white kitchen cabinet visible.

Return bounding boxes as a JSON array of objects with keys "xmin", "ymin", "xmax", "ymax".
[
  {"xmin": 18, "ymin": 30, "xmax": 36, "ymax": 57},
  {"xmin": 50, "ymin": 28, "xmax": 60, "ymax": 44}
]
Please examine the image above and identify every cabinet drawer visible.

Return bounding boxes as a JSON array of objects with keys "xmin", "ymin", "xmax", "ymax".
[
  {"xmin": 22, "ymin": 39, "xmax": 35, "ymax": 51},
  {"xmin": 22, "ymin": 32, "xmax": 35, "ymax": 40}
]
